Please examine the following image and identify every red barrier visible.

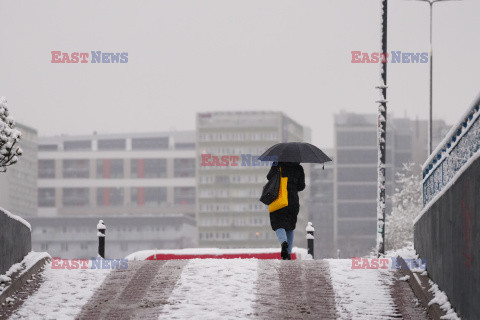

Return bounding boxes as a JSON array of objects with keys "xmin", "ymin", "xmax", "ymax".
[{"xmin": 146, "ymin": 252, "xmax": 297, "ymax": 260}]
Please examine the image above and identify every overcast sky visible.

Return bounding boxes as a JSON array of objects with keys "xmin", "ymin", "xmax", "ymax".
[{"xmin": 0, "ymin": 0, "xmax": 479, "ymax": 148}]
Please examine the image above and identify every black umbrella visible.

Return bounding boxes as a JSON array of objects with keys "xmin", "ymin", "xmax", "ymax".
[{"xmin": 258, "ymin": 142, "xmax": 332, "ymax": 164}]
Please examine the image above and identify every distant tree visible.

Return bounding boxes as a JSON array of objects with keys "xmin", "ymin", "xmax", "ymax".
[
  {"xmin": 0, "ymin": 96, "xmax": 22, "ymax": 172},
  {"xmin": 385, "ymin": 163, "xmax": 422, "ymax": 250}
]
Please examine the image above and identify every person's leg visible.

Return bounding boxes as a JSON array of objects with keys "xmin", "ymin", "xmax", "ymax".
[
  {"xmin": 275, "ymin": 228, "xmax": 287, "ymax": 244},
  {"xmin": 286, "ymin": 230, "xmax": 294, "ymax": 254}
]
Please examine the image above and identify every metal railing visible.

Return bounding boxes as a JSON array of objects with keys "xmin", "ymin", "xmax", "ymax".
[{"xmin": 422, "ymin": 94, "xmax": 480, "ymax": 206}]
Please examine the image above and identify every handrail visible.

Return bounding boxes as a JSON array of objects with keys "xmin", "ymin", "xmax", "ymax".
[{"xmin": 422, "ymin": 93, "xmax": 480, "ymax": 206}]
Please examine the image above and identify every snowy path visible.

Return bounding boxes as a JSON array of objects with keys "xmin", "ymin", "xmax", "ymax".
[
  {"xmin": 8, "ymin": 263, "xmax": 110, "ymax": 320},
  {"xmin": 7, "ymin": 259, "xmax": 428, "ymax": 319},
  {"xmin": 328, "ymin": 259, "xmax": 400, "ymax": 319}
]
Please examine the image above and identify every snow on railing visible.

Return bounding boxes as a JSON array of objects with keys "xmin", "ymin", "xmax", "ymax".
[{"xmin": 422, "ymin": 93, "xmax": 480, "ymax": 206}]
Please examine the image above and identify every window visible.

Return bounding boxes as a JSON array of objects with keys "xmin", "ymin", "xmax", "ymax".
[
  {"xmin": 62, "ymin": 188, "xmax": 89, "ymax": 207},
  {"xmin": 38, "ymin": 188, "xmax": 55, "ymax": 207},
  {"xmin": 337, "ymin": 131, "xmax": 377, "ymax": 147},
  {"xmin": 174, "ymin": 159, "xmax": 195, "ymax": 177},
  {"xmin": 63, "ymin": 159, "xmax": 89, "ymax": 178},
  {"xmin": 337, "ymin": 150, "xmax": 377, "ymax": 165},
  {"xmin": 131, "ymin": 159, "xmax": 167, "ymax": 178},
  {"xmin": 338, "ymin": 202, "xmax": 376, "ymax": 218},
  {"xmin": 175, "ymin": 142, "xmax": 195, "ymax": 150},
  {"xmin": 96, "ymin": 188, "xmax": 124, "ymax": 206},
  {"xmin": 337, "ymin": 220, "xmax": 377, "ymax": 238},
  {"xmin": 38, "ymin": 159, "xmax": 55, "ymax": 178},
  {"xmin": 131, "ymin": 187, "xmax": 167, "ymax": 207},
  {"xmin": 39, "ymin": 144, "xmax": 57, "ymax": 151},
  {"xmin": 174, "ymin": 187, "xmax": 195, "ymax": 205},
  {"xmin": 132, "ymin": 137, "xmax": 168, "ymax": 150},
  {"xmin": 337, "ymin": 185, "xmax": 376, "ymax": 200},
  {"xmin": 96, "ymin": 159, "xmax": 124, "ymax": 179},
  {"xmin": 64, "ymin": 140, "xmax": 91, "ymax": 151},
  {"xmin": 61, "ymin": 243, "xmax": 69, "ymax": 251},
  {"xmin": 337, "ymin": 167, "xmax": 377, "ymax": 183},
  {"xmin": 98, "ymin": 139, "xmax": 125, "ymax": 150}
]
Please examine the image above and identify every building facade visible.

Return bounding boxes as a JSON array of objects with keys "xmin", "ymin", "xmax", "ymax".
[
  {"xmin": 37, "ymin": 131, "xmax": 196, "ymax": 217},
  {"xmin": 196, "ymin": 111, "xmax": 307, "ymax": 248},
  {"xmin": 0, "ymin": 122, "xmax": 38, "ymax": 216},
  {"xmin": 30, "ymin": 215, "xmax": 197, "ymax": 259},
  {"xmin": 332, "ymin": 113, "xmax": 450, "ymax": 258},
  {"xmin": 307, "ymin": 155, "xmax": 334, "ymax": 259}
]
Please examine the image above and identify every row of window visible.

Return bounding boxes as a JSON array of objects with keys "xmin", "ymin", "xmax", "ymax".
[
  {"xmin": 198, "ymin": 132, "xmax": 278, "ymax": 142},
  {"xmin": 198, "ymin": 174, "xmax": 264, "ymax": 184},
  {"xmin": 199, "ymin": 203, "xmax": 266, "ymax": 213},
  {"xmin": 38, "ymin": 187, "xmax": 195, "ymax": 207},
  {"xmin": 198, "ymin": 216, "xmax": 266, "ymax": 227},
  {"xmin": 39, "ymin": 158, "xmax": 195, "ymax": 179},
  {"xmin": 198, "ymin": 188, "xmax": 261, "ymax": 198},
  {"xmin": 39, "ymin": 137, "xmax": 194, "ymax": 152},
  {"xmin": 40, "ymin": 242, "xmax": 130, "ymax": 252},
  {"xmin": 199, "ymin": 231, "xmax": 276, "ymax": 241}
]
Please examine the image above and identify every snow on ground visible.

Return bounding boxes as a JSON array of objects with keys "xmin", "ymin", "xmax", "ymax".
[
  {"xmin": 327, "ymin": 259, "xmax": 399, "ymax": 319},
  {"xmin": 0, "ymin": 252, "xmax": 50, "ymax": 296},
  {"xmin": 158, "ymin": 259, "xmax": 258, "ymax": 320},
  {"xmin": 9, "ymin": 262, "xmax": 110, "ymax": 320}
]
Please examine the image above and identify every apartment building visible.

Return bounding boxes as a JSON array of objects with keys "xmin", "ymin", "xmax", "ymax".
[
  {"xmin": 37, "ymin": 131, "xmax": 196, "ymax": 217},
  {"xmin": 196, "ymin": 111, "xmax": 307, "ymax": 248}
]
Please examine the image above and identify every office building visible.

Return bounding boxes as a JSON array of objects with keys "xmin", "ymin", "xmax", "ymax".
[
  {"xmin": 37, "ymin": 131, "xmax": 196, "ymax": 217},
  {"xmin": 196, "ymin": 111, "xmax": 307, "ymax": 248}
]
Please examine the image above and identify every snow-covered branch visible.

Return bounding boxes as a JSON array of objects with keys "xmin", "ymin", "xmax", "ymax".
[{"xmin": 0, "ymin": 96, "xmax": 22, "ymax": 172}]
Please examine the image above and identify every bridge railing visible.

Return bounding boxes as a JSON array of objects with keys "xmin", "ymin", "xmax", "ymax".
[{"xmin": 422, "ymin": 94, "xmax": 480, "ymax": 207}]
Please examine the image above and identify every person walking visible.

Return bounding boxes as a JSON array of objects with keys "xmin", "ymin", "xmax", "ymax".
[{"xmin": 266, "ymin": 161, "xmax": 305, "ymax": 260}]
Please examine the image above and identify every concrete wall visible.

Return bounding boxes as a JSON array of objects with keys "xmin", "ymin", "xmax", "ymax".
[
  {"xmin": 0, "ymin": 209, "xmax": 32, "ymax": 274},
  {"xmin": 414, "ymin": 157, "xmax": 480, "ymax": 320}
]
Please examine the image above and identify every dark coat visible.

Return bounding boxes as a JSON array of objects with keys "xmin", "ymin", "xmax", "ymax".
[{"xmin": 267, "ymin": 162, "xmax": 305, "ymax": 231}]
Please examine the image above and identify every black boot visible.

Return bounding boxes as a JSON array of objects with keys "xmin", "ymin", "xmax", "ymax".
[
  {"xmin": 286, "ymin": 254, "xmax": 291, "ymax": 260},
  {"xmin": 281, "ymin": 241, "xmax": 289, "ymax": 260}
]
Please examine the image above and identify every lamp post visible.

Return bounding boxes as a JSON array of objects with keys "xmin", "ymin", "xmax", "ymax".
[
  {"xmin": 405, "ymin": 0, "xmax": 461, "ymax": 155},
  {"xmin": 376, "ymin": 0, "xmax": 388, "ymax": 257}
]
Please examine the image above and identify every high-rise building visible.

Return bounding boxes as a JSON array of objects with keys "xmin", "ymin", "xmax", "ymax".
[
  {"xmin": 196, "ymin": 111, "xmax": 307, "ymax": 248},
  {"xmin": 37, "ymin": 131, "xmax": 196, "ymax": 217},
  {"xmin": 307, "ymin": 156, "xmax": 334, "ymax": 259},
  {"xmin": 0, "ymin": 122, "xmax": 38, "ymax": 216},
  {"xmin": 332, "ymin": 113, "xmax": 451, "ymax": 258}
]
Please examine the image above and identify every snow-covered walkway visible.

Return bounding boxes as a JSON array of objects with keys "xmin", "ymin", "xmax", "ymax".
[{"xmin": 5, "ymin": 259, "xmax": 428, "ymax": 319}]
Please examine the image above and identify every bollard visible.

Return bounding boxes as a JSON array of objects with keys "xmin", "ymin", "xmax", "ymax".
[
  {"xmin": 306, "ymin": 222, "xmax": 314, "ymax": 259},
  {"xmin": 97, "ymin": 219, "xmax": 106, "ymax": 258}
]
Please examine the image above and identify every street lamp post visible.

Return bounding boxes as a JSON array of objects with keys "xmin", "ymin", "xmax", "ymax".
[{"xmin": 406, "ymin": 0, "xmax": 461, "ymax": 155}]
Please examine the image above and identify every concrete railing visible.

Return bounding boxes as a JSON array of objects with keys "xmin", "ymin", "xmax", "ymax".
[
  {"xmin": 415, "ymin": 94, "xmax": 480, "ymax": 319},
  {"xmin": 0, "ymin": 208, "xmax": 31, "ymax": 275}
]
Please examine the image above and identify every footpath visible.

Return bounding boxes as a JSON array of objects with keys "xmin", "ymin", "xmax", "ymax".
[{"xmin": 3, "ymin": 259, "xmax": 428, "ymax": 320}]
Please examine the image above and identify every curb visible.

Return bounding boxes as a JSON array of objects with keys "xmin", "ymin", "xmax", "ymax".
[
  {"xmin": 0, "ymin": 256, "xmax": 50, "ymax": 306},
  {"xmin": 396, "ymin": 256, "xmax": 446, "ymax": 320}
]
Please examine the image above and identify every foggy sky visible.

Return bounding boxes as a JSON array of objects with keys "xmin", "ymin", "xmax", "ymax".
[{"xmin": 0, "ymin": 0, "xmax": 479, "ymax": 148}]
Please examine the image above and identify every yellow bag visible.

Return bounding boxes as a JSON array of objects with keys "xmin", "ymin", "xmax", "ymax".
[{"xmin": 268, "ymin": 168, "xmax": 288, "ymax": 212}]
